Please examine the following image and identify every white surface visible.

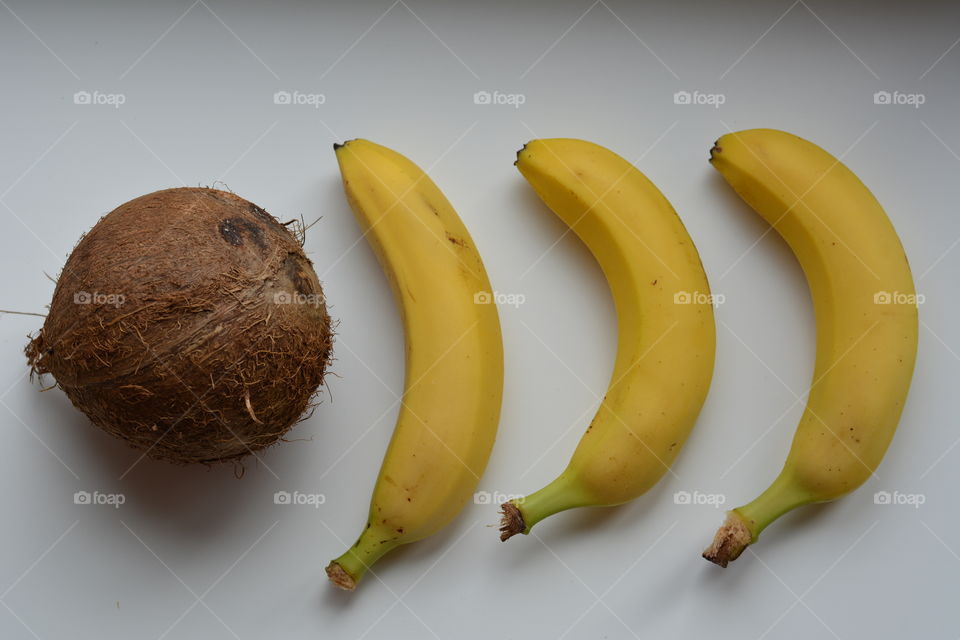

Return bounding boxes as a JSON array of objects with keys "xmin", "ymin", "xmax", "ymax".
[{"xmin": 1, "ymin": 1, "xmax": 957, "ymax": 638}]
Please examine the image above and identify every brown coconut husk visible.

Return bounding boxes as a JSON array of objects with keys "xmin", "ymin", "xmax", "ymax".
[{"xmin": 25, "ymin": 187, "xmax": 334, "ymax": 465}]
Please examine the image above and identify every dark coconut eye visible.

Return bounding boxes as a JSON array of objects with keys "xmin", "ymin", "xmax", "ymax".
[{"xmin": 25, "ymin": 187, "xmax": 334, "ymax": 465}]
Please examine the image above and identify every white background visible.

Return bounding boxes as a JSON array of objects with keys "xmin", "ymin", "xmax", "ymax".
[{"xmin": 1, "ymin": 1, "xmax": 957, "ymax": 638}]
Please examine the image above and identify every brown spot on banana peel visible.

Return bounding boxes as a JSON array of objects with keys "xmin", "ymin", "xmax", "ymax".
[{"xmin": 445, "ymin": 232, "xmax": 467, "ymax": 248}]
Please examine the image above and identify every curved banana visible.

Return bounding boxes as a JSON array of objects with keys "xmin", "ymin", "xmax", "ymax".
[
  {"xmin": 500, "ymin": 138, "xmax": 716, "ymax": 540},
  {"xmin": 327, "ymin": 140, "xmax": 503, "ymax": 589},
  {"xmin": 703, "ymin": 129, "xmax": 918, "ymax": 567}
]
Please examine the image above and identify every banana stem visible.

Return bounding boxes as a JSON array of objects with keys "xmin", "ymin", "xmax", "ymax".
[
  {"xmin": 326, "ymin": 528, "xmax": 399, "ymax": 590},
  {"xmin": 499, "ymin": 472, "xmax": 594, "ymax": 541},
  {"xmin": 703, "ymin": 471, "xmax": 811, "ymax": 567}
]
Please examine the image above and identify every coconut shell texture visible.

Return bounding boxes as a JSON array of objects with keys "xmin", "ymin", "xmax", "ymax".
[{"xmin": 26, "ymin": 187, "xmax": 333, "ymax": 465}]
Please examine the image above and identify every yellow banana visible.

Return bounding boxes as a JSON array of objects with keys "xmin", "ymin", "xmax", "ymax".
[
  {"xmin": 327, "ymin": 140, "xmax": 503, "ymax": 589},
  {"xmin": 703, "ymin": 129, "xmax": 918, "ymax": 567},
  {"xmin": 500, "ymin": 138, "xmax": 716, "ymax": 540}
]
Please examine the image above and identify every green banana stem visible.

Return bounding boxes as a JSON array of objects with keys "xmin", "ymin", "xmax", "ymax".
[
  {"xmin": 703, "ymin": 471, "xmax": 812, "ymax": 567},
  {"xmin": 326, "ymin": 528, "xmax": 399, "ymax": 590},
  {"xmin": 499, "ymin": 472, "xmax": 595, "ymax": 541}
]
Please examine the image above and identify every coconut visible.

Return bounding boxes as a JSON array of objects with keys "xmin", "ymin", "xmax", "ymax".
[{"xmin": 25, "ymin": 187, "xmax": 333, "ymax": 465}]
